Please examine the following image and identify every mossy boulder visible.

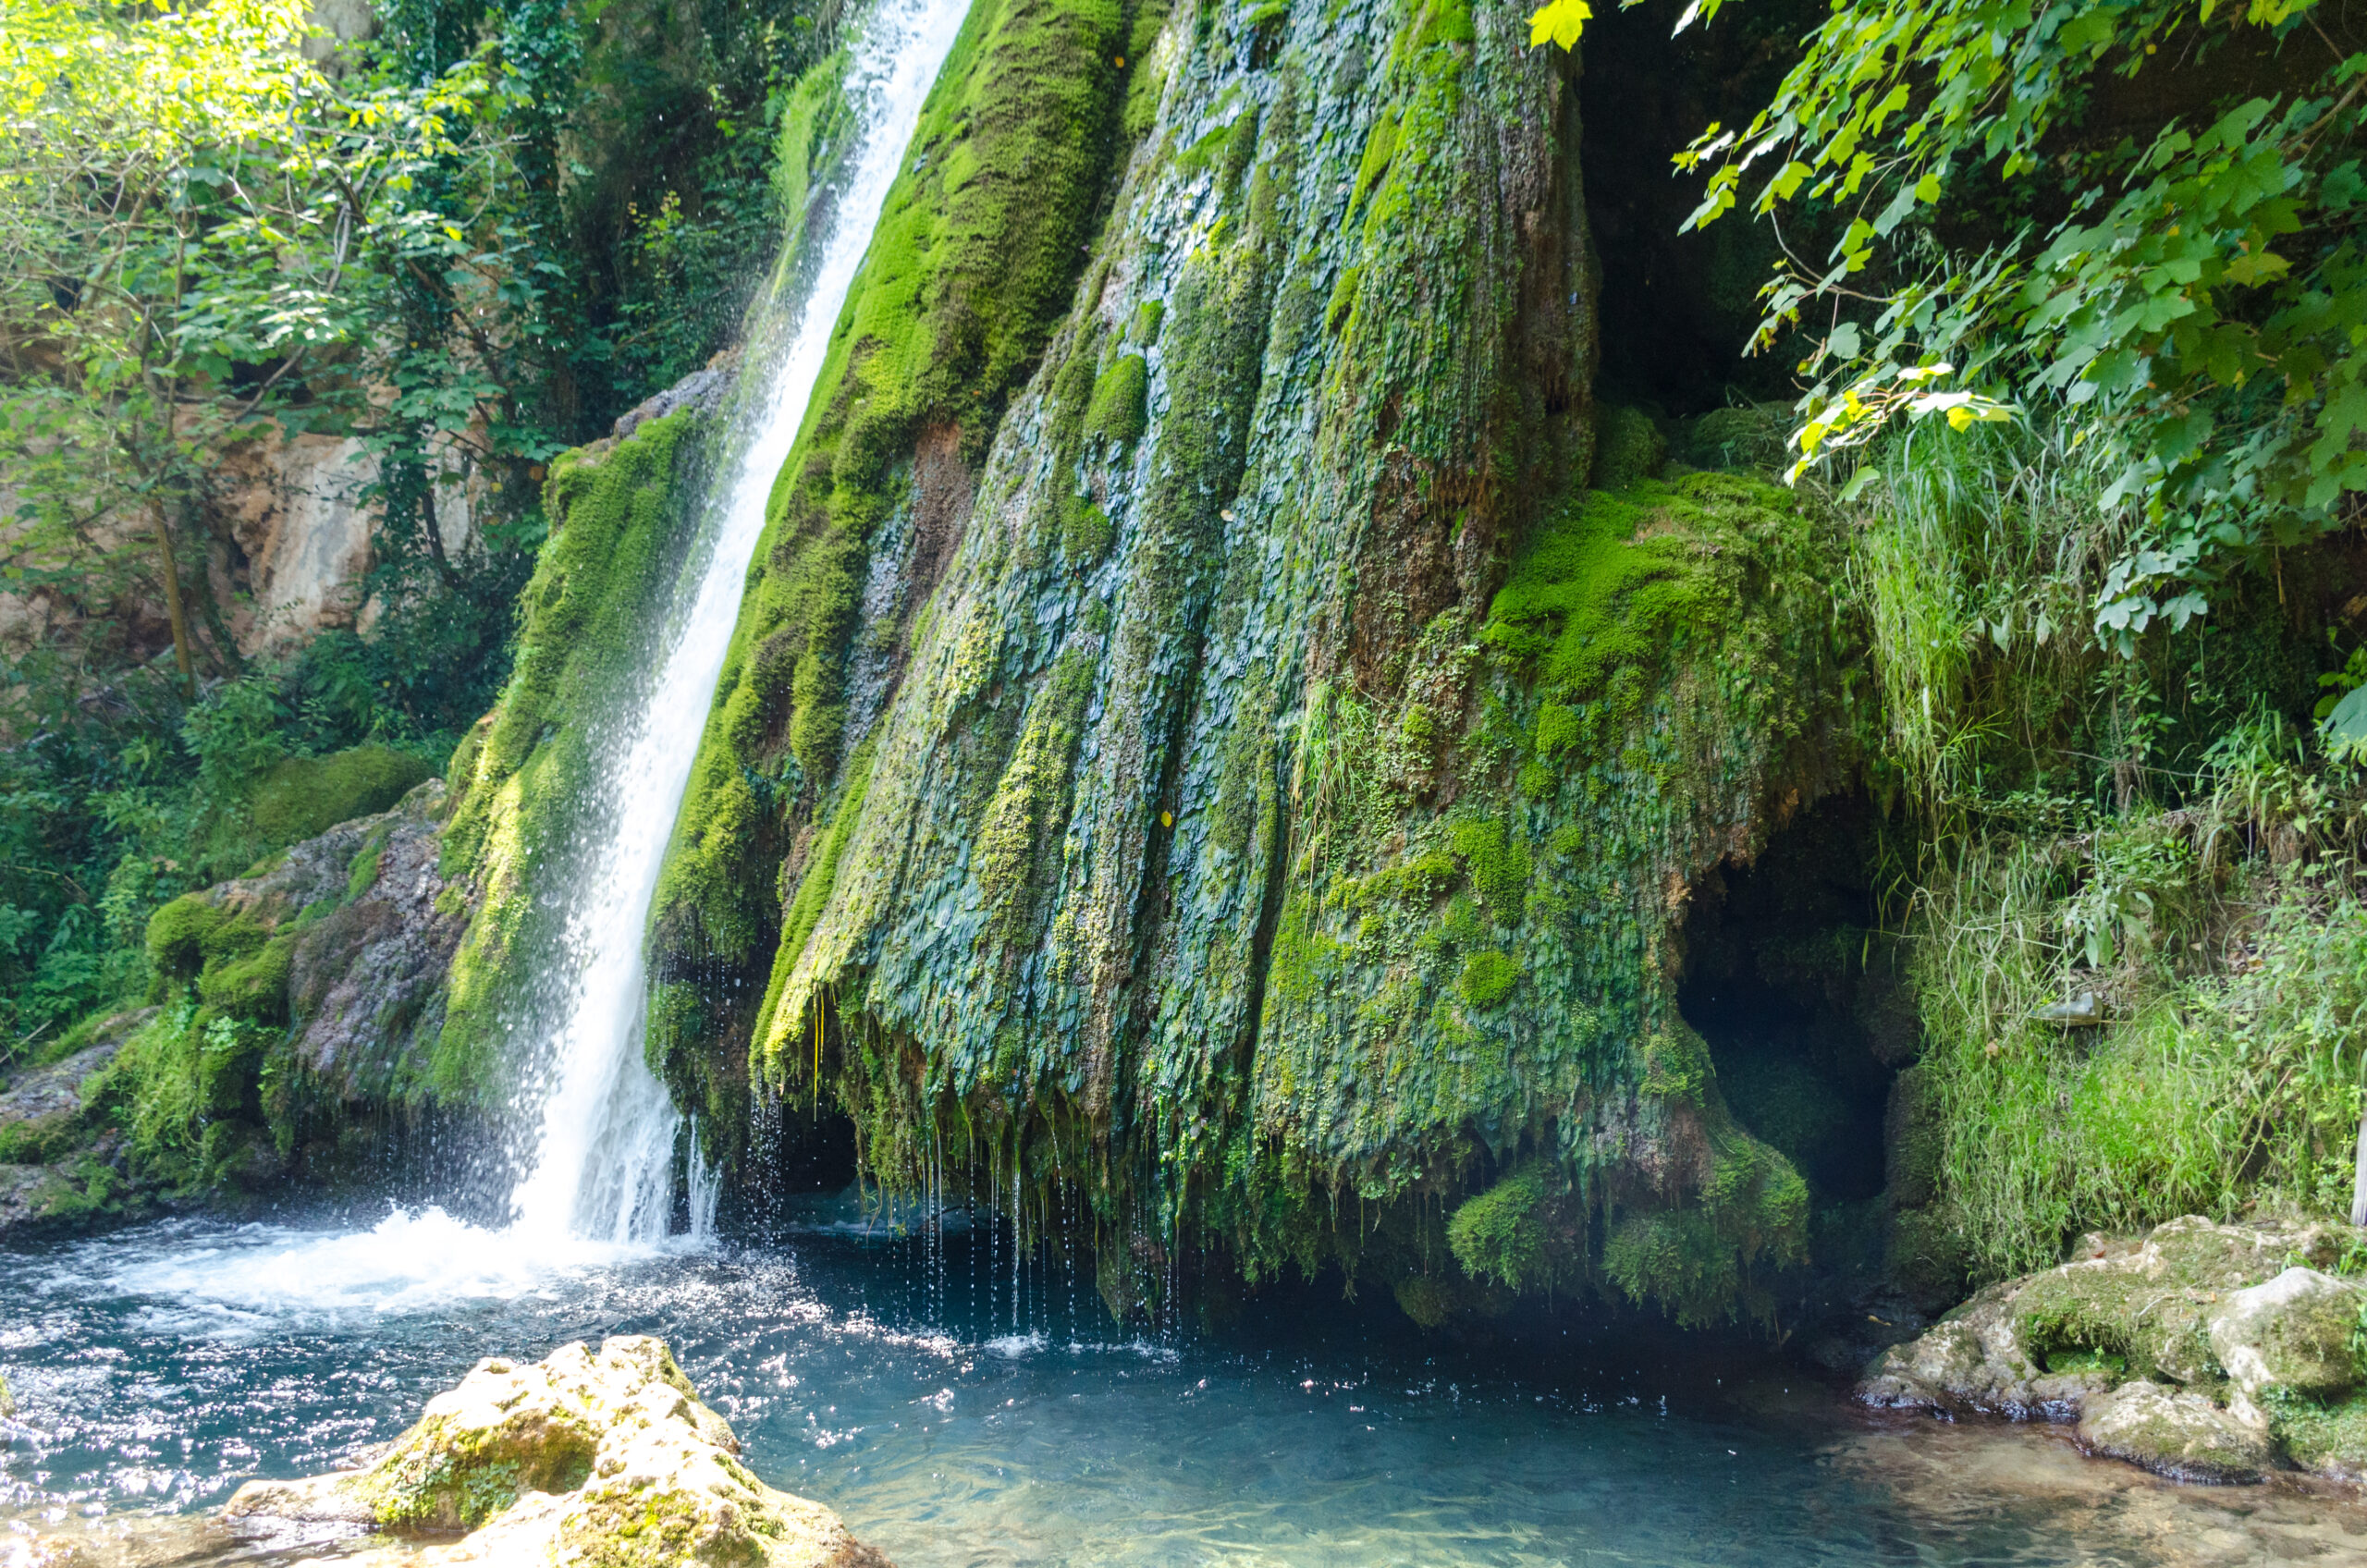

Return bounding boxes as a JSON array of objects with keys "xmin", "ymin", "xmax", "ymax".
[
  {"xmin": 2077, "ymin": 1378, "xmax": 2273, "ymax": 1484},
  {"xmin": 250, "ymin": 745, "xmax": 435, "ymax": 849},
  {"xmin": 1863, "ymin": 1213, "xmax": 2367, "ymax": 1488},
  {"xmin": 108, "ymin": 779, "xmax": 469, "ymax": 1194},
  {"xmin": 226, "ymin": 1336, "xmax": 889, "ymax": 1566},
  {"xmin": 1590, "ymin": 403, "xmax": 1667, "ymax": 490},
  {"xmin": 0, "ymin": 1370, "xmax": 13, "ymax": 1417}
]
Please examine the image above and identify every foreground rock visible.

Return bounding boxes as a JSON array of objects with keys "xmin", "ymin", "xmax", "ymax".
[
  {"xmin": 1860, "ymin": 1214, "xmax": 2367, "ymax": 1485},
  {"xmin": 226, "ymin": 1335, "xmax": 889, "ymax": 1566}
]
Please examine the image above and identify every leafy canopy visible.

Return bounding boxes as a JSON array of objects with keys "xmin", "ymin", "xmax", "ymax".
[{"xmin": 1532, "ymin": 0, "xmax": 2367, "ymax": 654}]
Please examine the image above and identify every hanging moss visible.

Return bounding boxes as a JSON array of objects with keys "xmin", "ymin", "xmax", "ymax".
[{"xmin": 649, "ymin": 0, "xmax": 1157, "ymax": 989}]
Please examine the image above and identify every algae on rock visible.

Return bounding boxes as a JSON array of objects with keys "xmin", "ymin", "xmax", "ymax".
[{"xmin": 226, "ymin": 1335, "xmax": 891, "ymax": 1567}]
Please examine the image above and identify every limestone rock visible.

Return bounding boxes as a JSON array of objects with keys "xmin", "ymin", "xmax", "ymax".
[
  {"xmin": 2208, "ymin": 1267, "xmax": 2365, "ymax": 1401},
  {"xmin": 0, "ymin": 1018, "xmax": 143, "ymax": 1129},
  {"xmin": 225, "ymin": 1334, "xmax": 889, "ymax": 1567},
  {"xmin": 1861, "ymin": 1213, "xmax": 2367, "ymax": 1488},
  {"xmin": 1859, "ymin": 1214, "xmax": 2351, "ymax": 1421},
  {"xmin": 2078, "ymin": 1379, "xmax": 2273, "ymax": 1484},
  {"xmin": 611, "ymin": 352, "xmax": 740, "ymax": 443},
  {"xmin": 281, "ymin": 778, "xmax": 473, "ymax": 1097},
  {"xmin": 0, "ymin": 1163, "xmax": 47, "ymax": 1237}
]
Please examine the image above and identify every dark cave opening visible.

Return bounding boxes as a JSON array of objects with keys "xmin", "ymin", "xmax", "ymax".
[
  {"xmin": 1676, "ymin": 794, "xmax": 1912, "ymax": 1209},
  {"xmin": 1578, "ymin": 0, "xmax": 1823, "ymax": 419}
]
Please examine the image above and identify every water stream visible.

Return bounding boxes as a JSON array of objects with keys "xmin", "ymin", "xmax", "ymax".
[
  {"xmin": 7, "ymin": 1215, "xmax": 2367, "ymax": 1567},
  {"xmin": 505, "ymin": 0, "xmax": 968, "ymax": 1246}
]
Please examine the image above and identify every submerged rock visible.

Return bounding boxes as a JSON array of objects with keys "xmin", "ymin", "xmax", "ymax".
[
  {"xmin": 226, "ymin": 1335, "xmax": 889, "ymax": 1566},
  {"xmin": 1860, "ymin": 1214, "xmax": 2367, "ymax": 1486}
]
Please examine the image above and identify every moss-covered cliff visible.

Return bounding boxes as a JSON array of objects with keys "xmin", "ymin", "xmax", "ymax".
[
  {"xmin": 642, "ymin": 0, "xmax": 1166, "ymax": 1164},
  {"xmin": 624, "ymin": 0, "xmax": 1865, "ymax": 1325}
]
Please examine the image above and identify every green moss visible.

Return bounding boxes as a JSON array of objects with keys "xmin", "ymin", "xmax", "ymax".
[
  {"xmin": 249, "ymin": 746, "xmax": 432, "ymax": 848},
  {"xmin": 1119, "ymin": 0, "xmax": 1171, "ymax": 141},
  {"xmin": 2270, "ymin": 1388, "xmax": 2367, "ymax": 1475},
  {"xmin": 748, "ymin": 737, "xmax": 878, "ymax": 1081},
  {"xmin": 1448, "ymin": 1166, "xmax": 1556, "ymax": 1291},
  {"xmin": 196, "ymin": 931, "xmax": 296, "ymax": 1024},
  {"xmin": 1589, "ymin": 405, "xmax": 1667, "ymax": 492},
  {"xmin": 1447, "ymin": 818, "xmax": 1529, "ymax": 917},
  {"xmin": 0, "ymin": 1114, "xmax": 71, "ymax": 1164},
  {"xmin": 1604, "ymin": 1122, "xmax": 1809, "ymax": 1329},
  {"xmin": 654, "ymin": 0, "xmax": 1146, "ymax": 979},
  {"xmin": 1456, "ymin": 949, "xmax": 1519, "ymax": 1008},
  {"xmin": 344, "ymin": 828, "xmax": 389, "ymax": 904},
  {"xmin": 436, "ymin": 410, "xmax": 709, "ymax": 1109},
  {"xmin": 355, "ymin": 1412, "xmax": 599, "ymax": 1532},
  {"xmin": 971, "ymin": 653, "xmax": 1097, "ymax": 944},
  {"xmin": 145, "ymin": 895, "xmax": 228, "ymax": 982},
  {"xmin": 1640, "ymin": 1030, "xmax": 1710, "ymax": 1103},
  {"xmin": 1083, "ymin": 353, "xmax": 1150, "ymax": 451},
  {"xmin": 1393, "ymin": 1273, "xmax": 1457, "ymax": 1329},
  {"xmin": 771, "ymin": 49, "xmax": 852, "ymax": 224},
  {"xmin": 1322, "ymin": 264, "xmax": 1359, "ymax": 335},
  {"xmin": 1349, "ymin": 108, "xmax": 1399, "ymax": 219},
  {"xmin": 1483, "ymin": 472, "xmax": 1801, "ymax": 717}
]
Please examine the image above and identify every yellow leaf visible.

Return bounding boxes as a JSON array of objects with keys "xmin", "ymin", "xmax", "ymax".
[{"xmin": 1527, "ymin": 0, "xmax": 1590, "ymax": 51}]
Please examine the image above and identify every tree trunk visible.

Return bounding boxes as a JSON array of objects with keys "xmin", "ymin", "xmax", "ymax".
[
  {"xmin": 2349, "ymin": 1100, "xmax": 2367, "ymax": 1228},
  {"xmin": 153, "ymin": 504, "xmax": 195, "ymax": 701}
]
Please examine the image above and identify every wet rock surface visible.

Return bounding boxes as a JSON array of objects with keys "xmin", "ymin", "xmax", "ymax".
[
  {"xmin": 2077, "ymin": 1379, "xmax": 2274, "ymax": 1484},
  {"xmin": 1860, "ymin": 1214, "xmax": 2367, "ymax": 1486},
  {"xmin": 225, "ymin": 1335, "xmax": 890, "ymax": 1567}
]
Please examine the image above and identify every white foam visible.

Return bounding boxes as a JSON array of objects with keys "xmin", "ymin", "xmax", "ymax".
[
  {"xmin": 983, "ymin": 1331, "xmax": 1047, "ymax": 1359},
  {"xmin": 79, "ymin": 1208, "xmax": 674, "ymax": 1327}
]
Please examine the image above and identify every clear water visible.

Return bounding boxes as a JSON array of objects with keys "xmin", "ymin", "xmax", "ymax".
[
  {"xmin": 503, "ymin": 0, "xmax": 969, "ymax": 1245},
  {"xmin": 7, "ymin": 1215, "xmax": 2367, "ymax": 1567}
]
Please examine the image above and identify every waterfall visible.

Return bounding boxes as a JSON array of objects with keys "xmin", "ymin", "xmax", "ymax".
[{"xmin": 504, "ymin": 0, "xmax": 970, "ymax": 1245}]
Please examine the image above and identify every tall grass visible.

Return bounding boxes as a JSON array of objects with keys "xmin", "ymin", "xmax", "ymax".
[
  {"xmin": 1908, "ymin": 745, "xmax": 2367, "ymax": 1279},
  {"xmin": 1840, "ymin": 405, "xmax": 2367, "ymax": 1278},
  {"xmin": 1845, "ymin": 412, "xmax": 2134, "ymax": 815}
]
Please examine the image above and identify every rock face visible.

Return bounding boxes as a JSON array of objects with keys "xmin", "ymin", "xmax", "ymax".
[
  {"xmin": 414, "ymin": 0, "xmax": 1862, "ymax": 1329},
  {"xmin": 226, "ymin": 1335, "xmax": 889, "ymax": 1567},
  {"xmin": 0, "ymin": 1009, "xmax": 152, "ymax": 1240},
  {"xmin": 145, "ymin": 777, "xmax": 473, "ymax": 1109},
  {"xmin": 1859, "ymin": 1214, "xmax": 2367, "ymax": 1485}
]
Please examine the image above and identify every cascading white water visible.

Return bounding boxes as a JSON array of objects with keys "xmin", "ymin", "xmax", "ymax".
[{"xmin": 505, "ymin": 0, "xmax": 971, "ymax": 1245}]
